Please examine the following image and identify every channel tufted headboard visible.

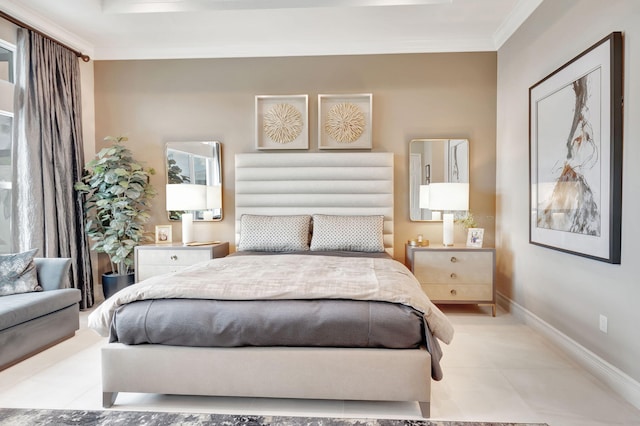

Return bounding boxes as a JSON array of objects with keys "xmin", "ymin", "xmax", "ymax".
[{"xmin": 235, "ymin": 152, "xmax": 394, "ymax": 255}]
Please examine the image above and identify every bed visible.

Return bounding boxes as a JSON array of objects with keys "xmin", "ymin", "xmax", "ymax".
[{"xmin": 88, "ymin": 152, "xmax": 454, "ymax": 418}]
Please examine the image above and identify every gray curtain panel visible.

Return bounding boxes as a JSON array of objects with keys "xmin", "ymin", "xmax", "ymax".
[{"xmin": 11, "ymin": 29, "xmax": 94, "ymax": 309}]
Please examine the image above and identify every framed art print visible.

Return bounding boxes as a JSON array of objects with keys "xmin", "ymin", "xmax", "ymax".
[
  {"xmin": 529, "ymin": 32, "xmax": 623, "ymax": 264},
  {"xmin": 155, "ymin": 225, "xmax": 172, "ymax": 244},
  {"xmin": 466, "ymin": 228, "xmax": 484, "ymax": 248},
  {"xmin": 256, "ymin": 95, "xmax": 308, "ymax": 150},
  {"xmin": 318, "ymin": 94, "xmax": 372, "ymax": 150}
]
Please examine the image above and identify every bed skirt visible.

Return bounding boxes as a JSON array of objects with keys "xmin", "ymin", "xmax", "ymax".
[{"xmin": 101, "ymin": 344, "xmax": 431, "ymax": 417}]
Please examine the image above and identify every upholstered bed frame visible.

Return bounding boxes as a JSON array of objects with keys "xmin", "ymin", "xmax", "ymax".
[{"xmin": 101, "ymin": 152, "xmax": 431, "ymax": 417}]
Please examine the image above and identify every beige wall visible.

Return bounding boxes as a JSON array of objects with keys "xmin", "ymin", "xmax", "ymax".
[
  {"xmin": 497, "ymin": 0, "xmax": 640, "ymax": 386},
  {"xmin": 93, "ymin": 52, "xmax": 497, "ymax": 261}
]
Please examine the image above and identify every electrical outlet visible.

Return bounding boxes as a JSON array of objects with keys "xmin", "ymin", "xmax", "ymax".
[{"xmin": 599, "ymin": 314, "xmax": 608, "ymax": 333}]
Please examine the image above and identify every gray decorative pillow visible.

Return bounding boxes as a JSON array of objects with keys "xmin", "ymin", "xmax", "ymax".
[
  {"xmin": 0, "ymin": 249, "xmax": 41, "ymax": 296},
  {"xmin": 310, "ymin": 215, "xmax": 385, "ymax": 252},
  {"xmin": 238, "ymin": 215, "xmax": 311, "ymax": 252}
]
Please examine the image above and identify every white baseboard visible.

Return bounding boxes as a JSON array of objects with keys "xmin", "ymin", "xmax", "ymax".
[{"xmin": 497, "ymin": 292, "xmax": 640, "ymax": 410}]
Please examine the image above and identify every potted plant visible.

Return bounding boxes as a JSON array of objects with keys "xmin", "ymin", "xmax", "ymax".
[{"xmin": 75, "ymin": 136, "xmax": 156, "ymax": 299}]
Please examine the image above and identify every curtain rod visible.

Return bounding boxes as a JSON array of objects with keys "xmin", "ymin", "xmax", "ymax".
[{"xmin": 0, "ymin": 10, "xmax": 91, "ymax": 62}]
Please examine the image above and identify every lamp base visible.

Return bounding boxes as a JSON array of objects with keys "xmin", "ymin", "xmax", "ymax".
[
  {"xmin": 181, "ymin": 212, "xmax": 194, "ymax": 245},
  {"xmin": 442, "ymin": 213, "xmax": 454, "ymax": 246}
]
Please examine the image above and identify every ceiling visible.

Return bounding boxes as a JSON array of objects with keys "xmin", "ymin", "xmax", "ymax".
[{"xmin": 0, "ymin": 0, "xmax": 543, "ymax": 61}]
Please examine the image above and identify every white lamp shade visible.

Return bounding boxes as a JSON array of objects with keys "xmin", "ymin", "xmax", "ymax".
[
  {"xmin": 206, "ymin": 185, "xmax": 222, "ymax": 209},
  {"xmin": 428, "ymin": 183, "xmax": 469, "ymax": 211},
  {"xmin": 166, "ymin": 184, "xmax": 208, "ymax": 211},
  {"xmin": 419, "ymin": 185, "xmax": 430, "ymax": 209}
]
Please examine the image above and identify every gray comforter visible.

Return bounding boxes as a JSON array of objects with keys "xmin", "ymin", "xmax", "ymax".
[{"xmin": 110, "ymin": 299, "xmax": 424, "ymax": 348}]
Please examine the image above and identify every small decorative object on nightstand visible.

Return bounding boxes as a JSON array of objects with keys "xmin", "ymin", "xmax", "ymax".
[
  {"xmin": 406, "ymin": 243, "xmax": 496, "ymax": 316},
  {"xmin": 134, "ymin": 242, "xmax": 229, "ymax": 282}
]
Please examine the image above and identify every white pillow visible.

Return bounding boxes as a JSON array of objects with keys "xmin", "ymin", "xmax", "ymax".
[
  {"xmin": 238, "ymin": 215, "xmax": 311, "ymax": 252},
  {"xmin": 310, "ymin": 215, "xmax": 385, "ymax": 252}
]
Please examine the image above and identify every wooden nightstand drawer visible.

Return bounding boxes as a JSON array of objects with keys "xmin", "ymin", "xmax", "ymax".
[
  {"xmin": 137, "ymin": 249, "xmax": 211, "ymax": 266},
  {"xmin": 422, "ymin": 283, "xmax": 493, "ymax": 302},
  {"xmin": 405, "ymin": 244, "xmax": 496, "ymax": 316},
  {"xmin": 413, "ymin": 250, "xmax": 493, "ymax": 285},
  {"xmin": 134, "ymin": 242, "xmax": 229, "ymax": 282},
  {"xmin": 137, "ymin": 265, "xmax": 186, "ymax": 282}
]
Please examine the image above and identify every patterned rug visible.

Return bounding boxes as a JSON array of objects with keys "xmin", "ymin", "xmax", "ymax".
[{"xmin": 0, "ymin": 408, "xmax": 548, "ymax": 426}]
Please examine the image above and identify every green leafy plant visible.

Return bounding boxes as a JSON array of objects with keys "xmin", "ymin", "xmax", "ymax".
[{"xmin": 75, "ymin": 136, "xmax": 156, "ymax": 275}]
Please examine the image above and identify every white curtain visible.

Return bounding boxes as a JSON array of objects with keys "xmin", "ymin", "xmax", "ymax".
[{"xmin": 12, "ymin": 28, "xmax": 94, "ymax": 309}]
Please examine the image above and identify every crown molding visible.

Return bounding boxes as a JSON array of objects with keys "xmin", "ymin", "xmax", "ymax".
[
  {"xmin": 493, "ymin": 0, "xmax": 544, "ymax": 50},
  {"xmin": 94, "ymin": 37, "xmax": 496, "ymax": 61},
  {"xmin": 0, "ymin": 1, "xmax": 94, "ymax": 58}
]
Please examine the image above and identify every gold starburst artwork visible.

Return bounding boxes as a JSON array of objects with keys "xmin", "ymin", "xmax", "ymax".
[
  {"xmin": 263, "ymin": 103, "xmax": 303, "ymax": 144},
  {"xmin": 324, "ymin": 102, "xmax": 365, "ymax": 143}
]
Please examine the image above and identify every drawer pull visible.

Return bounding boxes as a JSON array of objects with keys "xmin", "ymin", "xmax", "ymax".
[
  {"xmin": 450, "ymin": 273, "xmax": 457, "ymax": 279},
  {"xmin": 450, "ymin": 289, "xmax": 457, "ymax": 296},
  {"xmin": 450, "ymin": 256, "xmax": 457, "ymax": 263},
  {"xmin": 170, "ymin": 255, "xmax": 178, "ymax": 261}
]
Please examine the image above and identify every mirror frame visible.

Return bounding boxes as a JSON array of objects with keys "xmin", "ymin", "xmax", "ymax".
[
  {"xmin": 409, "ymin": 138, "xmax": 469, "ymax": 222},
  {"xmin": 165, "ymin": 141, "xmax": 223, "ymax": 222}
]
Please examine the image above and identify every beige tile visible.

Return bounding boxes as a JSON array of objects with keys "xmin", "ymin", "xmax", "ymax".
[
  {"xmin": 432, "ymin": 367, "xmax": 543, "ymax": 423},
  {"xmin": 342, "ymin": 400, "xmax": 421, "ymax": 419},
  {"xmin": 110, "ymin": 394, "xmax": 257, "ymax": 414},
  {"xmin": 249, "ymin": 397, "xmax": 345, "ymax": 418},
  {"xmin": 503, "ymin": 368, "xmax": 640, "ymax": 425},
  {"xmin": 0, "ymin": 303, "xmax": 639, "ymax": 424}
]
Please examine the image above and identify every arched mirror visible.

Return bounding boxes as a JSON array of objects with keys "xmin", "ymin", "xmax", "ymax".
[
  {"xmin": 166, "ymin": 141, "xmax": 223, "ymax": 221},
  {"xmin": 409, "ymin": 138, "xmax": 469, "ymax": 221}
]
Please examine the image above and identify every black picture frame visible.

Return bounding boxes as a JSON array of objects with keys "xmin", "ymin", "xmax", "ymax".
[{"xmin": 529, "ymin": 32, "xmax": 623, "ymax": 264}]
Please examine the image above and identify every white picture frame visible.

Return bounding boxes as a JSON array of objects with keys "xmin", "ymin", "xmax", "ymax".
[
  {"xmin": 255, "ymin": 94, "xmax": 308, "ymax": 150},
  {"xmin": 466, "ymin": 228, "xmax": 484, "ymax": 248},
  {"xmin": 318, "ymin": 93, "xmax": 372, "ymax": 150},
  {"xmin": 155, "ymin": 225, "xmax": 172, "ymax": 244}
]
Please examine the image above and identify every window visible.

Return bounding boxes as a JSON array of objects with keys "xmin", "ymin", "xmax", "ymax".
[
  {"xmin": 0, "ymin": 112, "xmax": 11, "ymax": 253},
  {"xmin": 0, "ymin": 38, "xmax": 14, "ymax": 253},
  {"xmin": 0, "ymin": 43, "xmax": 13, "ymax": 83}
]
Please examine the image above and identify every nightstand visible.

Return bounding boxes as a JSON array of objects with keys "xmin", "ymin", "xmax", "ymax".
[
  {"xmin": 405, "ymin": 244, "xmax": 496, "ymax": 316},
  {"xmin": 134, "ymin": 242, "xmax": 229, "ymax": 282}
]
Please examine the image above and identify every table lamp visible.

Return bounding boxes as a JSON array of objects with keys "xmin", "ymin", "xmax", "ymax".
[
  {"xmin": 166, "ymin": 184, "xmax": 208, "ymax": 245},
  {"xmin": 427, "ymin": 182, "xmax": 469, "ymax": 246}
]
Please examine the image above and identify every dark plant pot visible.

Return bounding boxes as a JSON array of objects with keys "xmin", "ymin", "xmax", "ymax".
[{"xmin": 102, "ymin": 272, "xmax": 135, "ymax": 299}]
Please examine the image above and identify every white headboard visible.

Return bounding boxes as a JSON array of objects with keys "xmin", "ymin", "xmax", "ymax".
[{"xmin": 235, "ymin": 153, "xmax": 394, "ymax": 255}]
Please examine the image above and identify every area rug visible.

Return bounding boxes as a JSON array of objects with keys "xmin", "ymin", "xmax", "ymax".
[{"xmin": 0, "ymin": 408, "xmax": 548, "ymax": 426}]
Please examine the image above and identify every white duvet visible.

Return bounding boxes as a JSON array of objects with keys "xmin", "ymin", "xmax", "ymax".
[{"xmin": 88, "ymin": 254, "xmax": 455, "ymax": 344}]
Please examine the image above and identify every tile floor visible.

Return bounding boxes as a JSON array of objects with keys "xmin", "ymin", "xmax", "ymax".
[{"xmin": 0, "ymin": 304, "xmax": 638, "ymax": 426}]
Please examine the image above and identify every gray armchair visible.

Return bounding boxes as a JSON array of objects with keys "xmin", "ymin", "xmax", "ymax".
[{"xmin": 0, "ymin": 257, "xmax": 80, "ymax": 371}]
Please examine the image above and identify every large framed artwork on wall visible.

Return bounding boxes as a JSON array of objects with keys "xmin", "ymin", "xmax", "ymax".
[{"xmin": 529, "ymin": 32, "xmax": 623, "ymax": 264}]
